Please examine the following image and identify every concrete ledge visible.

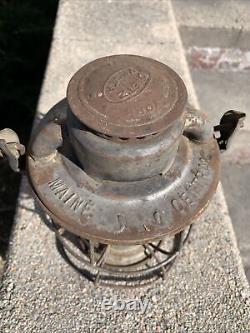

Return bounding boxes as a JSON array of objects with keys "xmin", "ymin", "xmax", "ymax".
[
  {"xmin": 173, "ymin": 0, "xmax": 250, "ymax": 49},
  {"xmin": 1, "ymin": 1, "xmax": 249, "ymax": 332},
  {"xmin": 173, "ymin": 0, "xmax": 250, "ymax": 30}
]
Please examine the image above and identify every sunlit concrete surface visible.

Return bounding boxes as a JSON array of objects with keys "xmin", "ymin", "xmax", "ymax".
[{"xmin": 0, "ymin": 1, "xmax": 249, "ymax": 332}]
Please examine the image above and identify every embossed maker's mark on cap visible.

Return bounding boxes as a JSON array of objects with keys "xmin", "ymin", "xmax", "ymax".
[{"xmin": 104, "ymin": 67, "xmax": 150, "ymax": 103}]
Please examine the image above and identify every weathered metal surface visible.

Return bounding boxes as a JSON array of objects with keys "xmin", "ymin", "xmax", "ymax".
[
  {"xmin": 0, "ymin": 128, "xmax": 25, "ymax": 172},
  {"xmin": 53, "ymin": 223, "xmax": 192, "ymax": 288},
  {"xmin": 37, "ymin": 215, "xmax": 191, "ymax": 288},
  {"xmin": 25, "ymin": 55, "xmax": 228, "ymax": 286},
  {"xmin": 27, "ymin": 100, "xmax": 220, "ymax": 245},
  {"xmin": 67, "ymin": 109, "xmax": 185, "ymax": 181},
  {"xmin": 67, "ymin": 55, "xmax": 187, "ymax": 139},
  {"xmin": 214, "ymin": 110, "xmax": 246, "ymax": 151}
]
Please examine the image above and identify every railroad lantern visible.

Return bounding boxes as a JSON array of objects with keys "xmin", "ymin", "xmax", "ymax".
[{"xmin": 0, "ymin": 55, "xmax": 245, "ymax": 287}]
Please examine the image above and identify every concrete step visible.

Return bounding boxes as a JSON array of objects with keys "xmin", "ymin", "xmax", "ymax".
[
  {"xmin": 173, "ymin": 0, "xmax": 250, "ymax": 282},
  {"xmin": 173, "ymin": 0, "xmax": 250, "ymax": 281},
  {"xmin": 191, "ymin": 70, "xmax": 250, "ymax": 279},
  {"xmin": 1, "ymin": 1, "xmax": 250, "ymax": 332},
  {"xmin": 173, "ymin": 0, "xmax": 250, "ymax": 49},
  {"xmin": 191, "ymin": 70, "xmax": 250, "ymax": 131},
  {"xmin": 221, "ymin": 152, "xmax": 250, "ymax": 281}
]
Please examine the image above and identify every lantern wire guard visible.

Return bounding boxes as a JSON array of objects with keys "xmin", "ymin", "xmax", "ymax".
[{"xmin": 50, "ymin": 218, "xmax": 192, "ymax": 288}]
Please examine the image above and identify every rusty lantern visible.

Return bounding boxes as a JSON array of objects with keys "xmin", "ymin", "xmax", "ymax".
[{"xmin": 1, "ymin": 55, "xmax": 245, "ymax": 287}]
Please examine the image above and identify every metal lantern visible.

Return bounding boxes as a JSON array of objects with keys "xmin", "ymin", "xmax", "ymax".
[{"xmin": 0, "ymin": 55, "xmax": 245, "ymax": 287}]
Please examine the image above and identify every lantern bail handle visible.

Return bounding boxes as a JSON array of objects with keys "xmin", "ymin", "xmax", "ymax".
[{"xmin": 28, "ymin": 99, "xmax": 67, "ymax": 160}]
